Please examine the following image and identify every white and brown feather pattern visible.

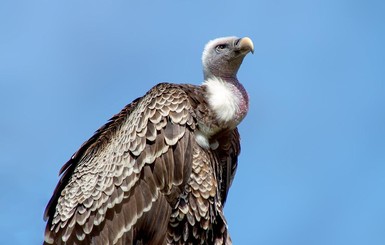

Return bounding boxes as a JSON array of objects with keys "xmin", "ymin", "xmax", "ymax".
[
  {"xmin": 44, "ymin": 83, "xmax": 200, "ymax": 244},
  {"xmin": 167, "ymin": 145, "xmax": 231, "ymax": 245}
]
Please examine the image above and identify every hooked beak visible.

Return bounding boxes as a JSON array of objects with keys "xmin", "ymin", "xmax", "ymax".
[{"xmin": 236, "ymin": 37, "xmax": 254, "ymax": 54}]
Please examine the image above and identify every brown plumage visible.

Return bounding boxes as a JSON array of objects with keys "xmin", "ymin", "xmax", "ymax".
[{"xmin": 44, "ymin": 36, "xmax": 254, "ymax": 244}]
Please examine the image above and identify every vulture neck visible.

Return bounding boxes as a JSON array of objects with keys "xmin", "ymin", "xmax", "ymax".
[{"xmin": 203, "ymin": 76, "xmax": 249, "ymax": 128}]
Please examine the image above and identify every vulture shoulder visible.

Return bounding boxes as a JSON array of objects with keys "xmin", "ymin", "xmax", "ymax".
[{"xmin": 43, "ymin": 82, "xmax": 240, "ymax": 244}]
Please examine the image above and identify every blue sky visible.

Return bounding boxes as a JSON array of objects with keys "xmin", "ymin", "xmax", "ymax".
[{"xmin": 1, "ymin": 0, "xmax": 385, "ymax": 244}]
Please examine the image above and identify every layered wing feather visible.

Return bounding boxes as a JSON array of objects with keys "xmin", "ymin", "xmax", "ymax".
[
  {"xmin": 165, "ymin": 130, "xmax": 240, "ymax": 245},
  {"xmin": 44, "ymin": 83, "xmax": 197, "ymax": 244},
  {"xmin": 214, "ymin": 129, "xmax": 241, "ymax": 205}
]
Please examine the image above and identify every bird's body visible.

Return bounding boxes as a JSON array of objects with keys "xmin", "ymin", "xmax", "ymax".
[{"xmin": 44, "ymin": 36, "xmax": 254, "ymax": 245}]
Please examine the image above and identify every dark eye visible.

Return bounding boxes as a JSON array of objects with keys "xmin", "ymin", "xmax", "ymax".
[{"xmin": 215, "ymin": 44, "xmax": 227, "ymax": 52}]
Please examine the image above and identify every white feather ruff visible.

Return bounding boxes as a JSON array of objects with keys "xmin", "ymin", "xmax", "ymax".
[{"xmin": 204, "ymin": 77, "xmax": 240, "ymax": 123}]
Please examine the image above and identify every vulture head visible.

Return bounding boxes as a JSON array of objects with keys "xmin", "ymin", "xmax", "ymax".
[{"xmin": 202, "ymin": 36, "xmax": 254, "ymax": 80}]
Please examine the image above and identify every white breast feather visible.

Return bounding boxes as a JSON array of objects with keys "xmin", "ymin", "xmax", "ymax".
[{"xmin": 204, "ymin": 77, "xmax": 240, "ymax": 123}]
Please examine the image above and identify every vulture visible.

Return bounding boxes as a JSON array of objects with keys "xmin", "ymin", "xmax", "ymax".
[{"xmin": 44, "ymin": 36, "xmax": 254, "ymax": 245}]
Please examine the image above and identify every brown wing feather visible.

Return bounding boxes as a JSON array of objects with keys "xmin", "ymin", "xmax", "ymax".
[
  {"xmin": 166, "ymin": 140, "xmax": 236, "ymax": 245},
  {"xmin": 214, "ymin": 128, "xmax": 241, "ymax": 205},
  {"xmin": 44, "ymin": 83, "xmax": 197, "ymax": 244},
  {"xmin": 44, "ymin": 98, "xmax": 141, "ymax": 223}
]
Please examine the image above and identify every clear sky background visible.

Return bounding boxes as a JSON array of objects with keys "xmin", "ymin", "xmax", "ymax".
[{"xmin": 1, "ymin": 0, "xmax": 385, "ymax": 244}]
